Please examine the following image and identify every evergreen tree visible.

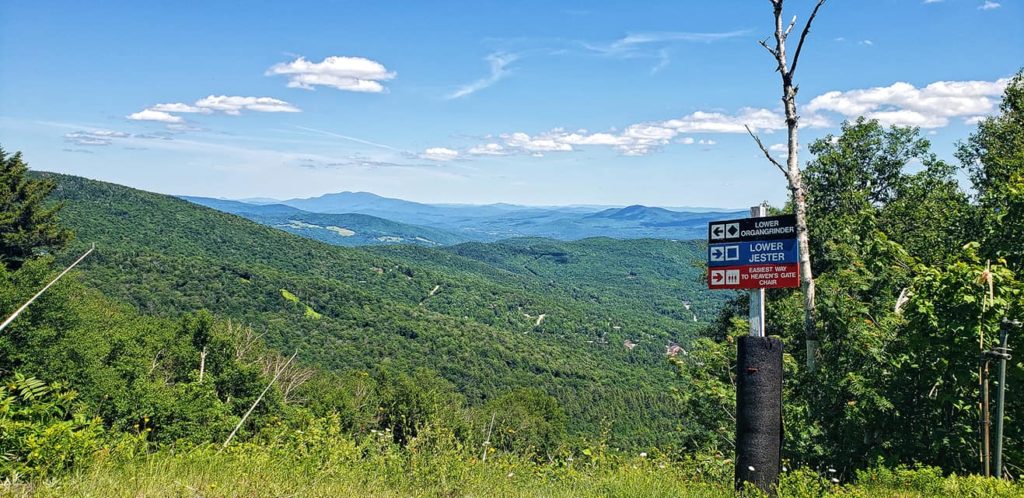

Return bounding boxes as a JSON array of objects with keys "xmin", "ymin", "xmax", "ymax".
[{"xmin": 0, "ymin": 147, "xmax": 72, "ymax": 270}]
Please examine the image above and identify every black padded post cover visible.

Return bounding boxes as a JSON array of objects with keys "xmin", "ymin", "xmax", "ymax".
[{"xmin": 735, "ymin": 336, "xmax": 783, "ymax": 494}]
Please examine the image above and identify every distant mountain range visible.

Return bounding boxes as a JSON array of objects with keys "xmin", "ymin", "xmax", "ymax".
[
  {"xmin": 181, "ymin": 191, "xmax": 746, "ymax": 245},
  {"xmin": 180, "ymin": 197, "xmax": 469, "ymax": 247}
]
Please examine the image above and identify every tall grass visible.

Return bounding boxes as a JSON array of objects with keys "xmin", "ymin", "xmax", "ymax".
[{"xmin": 3, "ymin": 422, "xmax": 1022, "ymax": 497}]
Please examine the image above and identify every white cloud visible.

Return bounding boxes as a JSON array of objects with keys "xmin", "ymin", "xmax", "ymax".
[
  {"xmin": 422, "ymin": 147, "xmax": 460, "ymax": 161},
  {"xmin": 807, "ymin": 78, "xmax": 1009, "ymax": 128},
  {"xmin": 979, "ymin": 1, "xmax": 1001, "ymax": 9},
  {"xmin": 447, "ymin": 53, "xmax": 518, "ymax": 99},
  {"xmin": 127, "ymin": 109, "xmax": 184, "ymax": 123},
  {"xmin": 467, "ymin": 143, "xmax": 507, "ymax": 155},
  {"xmin": 150, "ymin": 102, "xmax": 211, "ymax": 114},
  {"xmin": 129, "ymin": 95, "xmax": 300, "ymax": 124},
  {"xmin": 502, "ymin": 131, "xmax": 575, "ymax": 152},
  {"xmin": 923, "ymin": 0, "xmax": 943, "ymax": 4},
  {"xmin": 476, "ymin": 107, "xmax": 821, "ymax": 157},
  {"xmin": 267, "ymin": 56, "xmax": 396, "ymax": 92},
  {"xmin": 430, "ymin": 76, "xmax": 1008, "ymax": 160},
  {"xmin": 193, "ymin": 95, "xmax": 299, "ymax": 114},
  {"xmin": 663, "ymin": 107, "xmax": 789, "ymax": 133},
  {"xmin": 859, "ymin": 40, "xmax": 874, "ymax": 46}
]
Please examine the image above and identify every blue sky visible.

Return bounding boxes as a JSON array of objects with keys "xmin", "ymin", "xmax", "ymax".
[{"xmin": 1, "ymin": 0, "xmax": 1020, "ymax": 208}]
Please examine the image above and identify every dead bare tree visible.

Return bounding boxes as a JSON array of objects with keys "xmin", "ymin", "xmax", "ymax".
[
  {"xmin": 747, "ymin": 0, "xmax": 827, "ymax": 372},
  {"xmin": 221, "ymin": 350, "xmax": 298, "ymax": 451},
  {"xmin": 260, "ymin": 353, "xmax": 314, "ymax": 404},
  {"xmin": 227, "ymin": 320, "xmax": 262, "ymax": 362}
]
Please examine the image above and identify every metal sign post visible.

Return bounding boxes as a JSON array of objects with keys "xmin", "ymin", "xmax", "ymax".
[
  {"xmin": 749, "ymin": 206, "xmax": 767, "ymax": 337},
  {"xmin": 708, "ymin": 208, "xmax": 798, "ymax": 494},
  {"xmin": 992, "ymin": 319, "xmax": 1017, "ymax": 478}
]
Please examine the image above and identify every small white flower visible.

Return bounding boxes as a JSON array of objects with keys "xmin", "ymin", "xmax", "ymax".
[
  {"xmin": 782, "ymin": 466, "xmax": 788, "ymax": 472},
  {"xmin": 828, "ymin": 468, "xmax": 836, "ymax": 473},
  {"xmin": 830, "ymin": 477, "xmax": 839, "ymax": 484},
  {"xmin": 748, "ymin": 466, "xmax": 756, "ymax": 471},
  {"xmin": 507, "ymin": 472, "xmax": 514, "ymax": 478},
  {"xmin": 639, "ymin": 452, "xmax": 648, "ymax": 458}
]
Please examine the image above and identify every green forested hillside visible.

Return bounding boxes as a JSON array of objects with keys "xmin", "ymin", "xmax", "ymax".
[
  {"xmin": 44, "ymin": 172, "xmax": 724, "ymax": 449},
  {"xmin": 3, "ymin": 73, "xmax": 1022, "ymax": 496}
]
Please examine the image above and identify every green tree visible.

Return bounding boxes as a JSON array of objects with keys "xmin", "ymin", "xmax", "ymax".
[
  {"xmin": 374, "ymin": 367, "xmax": 466, "ymax": 445},
  {"xmin": 958, "ymin": 70, "xmax": 1024, "ymax": 270},
  {"xmin": 476, "ymin": 388, "xmax": 566, "ymax": 459},
  {"xmin": 0, "ymin": 147, "xmax": 71, "ymax": 270},
  {"xmin": 805, "ymin": 118, "xmax": 970, "ymax": 270}
]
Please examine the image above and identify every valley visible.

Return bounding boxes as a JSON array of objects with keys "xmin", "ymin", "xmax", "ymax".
[{"xmin": 45, "ymin": 172, "xmax": 731, "ymax": 450}]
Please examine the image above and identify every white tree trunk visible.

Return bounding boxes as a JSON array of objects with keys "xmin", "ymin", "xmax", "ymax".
[{"xmin": 749, "ymin": 0, "xmax": 826, "ymax": 371}]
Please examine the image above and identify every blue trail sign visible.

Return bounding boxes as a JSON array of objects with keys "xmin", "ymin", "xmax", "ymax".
[
  {"xmin": 708, "ymin": 239, "xmax": 798, "ymax": 267},
  {"xmin": 707, "ymin": 213, "xmax": 800, "ymax": 290}
]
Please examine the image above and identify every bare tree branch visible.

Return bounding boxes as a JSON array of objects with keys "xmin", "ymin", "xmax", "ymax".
[
  {"xmin": 759, "ymin": 38, "xmax": 778, "ymax": 59},
  {"xmin": 148, "ymin": 348, "xmax": 165, "ymax": 375},
  {"xmin": 745, "ymin": 125, "xmax": 789, "ymax": 178},
  {"xmin": 790, "ymin": 0, "xmax": 827, "ymax": 78},
  {"xmin": 784, "ymin": 15, "xmax": 797, "ymax": 39}
]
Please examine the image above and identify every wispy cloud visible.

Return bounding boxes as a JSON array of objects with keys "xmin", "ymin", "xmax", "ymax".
[
  {"xmin": 650, "ymin": 49, "xmax": 671, "ymax": 75},
  {"xmin": 578, "ymin": 29, "xmax": 748, "ymax": 74},
  {"xmin": 979, "ymin": 1, "xmax": 1001, "ymax": 10},
  {"xmin": 446, "ymin": 53, "xmax": 518, "ymax": 99},
  {"xmin": 64, "ymin": 130, "xmax": 132, "ymax": 145},
  {"xmin": 582, "ymin": 29, "xmax": 749, "ymax": 56},
  {"xmin": 266, "ymin": 55, "xmax": 396, "ymax": 92},
  {"xmin": 612, "ymin": 30, "xmax": 750, "ymax": 49},
  {"xmin": 291, "ymin": 125, "xmax": 401, "ymax": 151}
]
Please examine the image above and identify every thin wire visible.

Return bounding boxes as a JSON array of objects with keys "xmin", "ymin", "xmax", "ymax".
[{"xmin": 0, "ymin": 243, "xmax": 95, "ymax": 333}]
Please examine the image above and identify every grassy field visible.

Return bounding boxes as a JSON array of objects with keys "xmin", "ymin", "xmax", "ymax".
[{"xmin": 4, "ymin": 440, "xmax": 1022, "ymax": 498}]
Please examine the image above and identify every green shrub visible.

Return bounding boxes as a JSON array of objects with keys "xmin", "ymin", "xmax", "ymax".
[{"xmin": 0, "ymin": 374, "xmax": 106, "ymax": 479}]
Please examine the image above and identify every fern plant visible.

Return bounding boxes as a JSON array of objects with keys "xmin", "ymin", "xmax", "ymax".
[{"xmin": 0, "ymin": 373, "xmax": 105, "ymax": 479}]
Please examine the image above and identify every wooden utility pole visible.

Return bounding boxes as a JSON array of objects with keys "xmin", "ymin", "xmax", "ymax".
[{"xmin": 747, "ymin": 0, "xmax": 827, "ymax": 371}]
